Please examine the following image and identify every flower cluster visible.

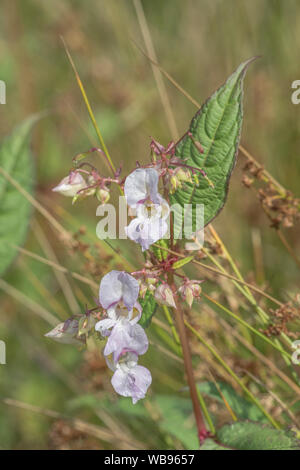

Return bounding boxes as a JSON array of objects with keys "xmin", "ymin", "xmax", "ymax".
[
  {"xmin": 50, "ymin": 140, "xmax": 205, "ymax": 405},
  {"xmin": 95, "ymin": 270, "xmax": 151, "ymax": 404}
]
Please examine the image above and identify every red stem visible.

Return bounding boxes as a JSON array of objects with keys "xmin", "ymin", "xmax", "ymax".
[{"xmin": 169, "ymin": 275, "xmax": 208, "ymax": 444}]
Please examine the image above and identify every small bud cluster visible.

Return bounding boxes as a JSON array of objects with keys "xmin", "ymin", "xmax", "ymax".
[
  {"xmin": 178, "ymin": 280, "xmax": 203, "ymax": 307},
  {"xmin": 242, "ymin": 158, "xmax": 300, "ymax": 229},
  {"xmin": 45, "ymin": 312, "xmax": 96, "ymax": 346},
  {"xmin": 52, "ymin": 167, "xmax": 115, "ymax": 205},
  {"xmin": 261, "ymin": 299, "xmax": 300, "ymax": 339}
]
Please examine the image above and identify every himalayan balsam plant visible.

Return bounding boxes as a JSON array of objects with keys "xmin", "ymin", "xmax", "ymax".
[{"xmin": 38, "ymin": 57, "xmax": 299, "ymax": 449}]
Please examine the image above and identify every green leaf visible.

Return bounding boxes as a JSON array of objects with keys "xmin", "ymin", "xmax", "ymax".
[
  {"xmin": 198, "ymin": 381, "xmax": 266, "ymax": 422},
  {"xmin": 151, "ymin": 238, "xmax": 168, "ymax": 260},
  {"xmin": 172, "ymin": 256, "xmax": 194, "ymax": 270},
  {"xmin": 154, "ymin": 395, "xmax": 199, "ymax": 450},
  {"xmin": 171, "ymin": 58, "xmax": 256, "ymax": 237},
  {"xmin": 139, "ymin": 291, "xmax": 158, "ymax": 328},
  {"xmin": 0, "ymin": 116, "xmax": 38, "ymax": 276},
  {"xmin": 200, "ymin": 438, "xmax": 230, "ymax": 450},
  {"xmin": 216, "ymin": 421, "xmax": 300, "ymax": 450}
]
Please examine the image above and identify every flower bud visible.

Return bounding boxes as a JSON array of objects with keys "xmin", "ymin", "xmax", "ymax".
[
  {"xmin": 176, "ymin": 168, "xmax": 192, "ymax": 184},
  {"xmin": 146, "ymin": 277, "xmax": 158, "ymax": 293},
  {"xmin": 82, "ymin": 175, "xmax": 97, "ymax": 196},
  {"xmin": 179, "ymin": 280, "xmax": 203, "ymax": 307},
  {"xmin": 78, "ymin": 314, "xmax": 97, "ymax": 336},
  {"xmin": 170, "ymin": 174, "xmax": 180, "ymax": 193},
  {"xmin": 52, "ymin": 172, "xmax": 87, "ymax": 197},
  {"xmin": 45, "ymin": 318, "xmax": 84, "ymax": 345},
  {"xmin": 147, "ymin": 277, "xmax": 158, "ymax": 286},
  {"xmin": 184, "ymin": 286, "xmax": 194, "ymax": 308},
  {"xmin": 154, "ymin": 283, "xmax": 176, "ymax": 308},
  {"xmin": 138, "ymin": 281, "xmax": 148, "ymax": 299},
  {"xmin": 72, "ymin": 175, "xmax": 96, "ymax": 204},
  {"xmin": 170, "ymin": 168, "xmax": 192, "ymax": 193},
  {"xmin": 96, "ymin": 187, "xmax": 110, "ymax": 204},
  {"xmin": 144, "ymin": 261, "xmax": 153, "ymax": 269}
]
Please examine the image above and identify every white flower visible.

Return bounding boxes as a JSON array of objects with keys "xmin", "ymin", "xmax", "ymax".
[
  {"xmin": 107, "ymin": 351, "xmax": 152, "ymax": 404},
  {"xmin": 95, "ymin": 270, "xmax": 152, "ymax": 401},
  {"xmin": 124, "ymin": 168, "xmax": 170, "ymax": 251},
  {"xmin": 95, "ymin": 270, "xmax": 148, "ymax": 359},
  {"xmin": 103, "ymin": 318, "xmax": 148, "ymax": 359},
  {"xmin": 52, "ymin": 172, "xmax": 87, "ymax": 197}
]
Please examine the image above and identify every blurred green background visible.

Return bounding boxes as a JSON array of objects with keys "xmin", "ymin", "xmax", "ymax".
[{"xmin": 0, "ymin": 0, "xmax": 299, "ymax": 449}]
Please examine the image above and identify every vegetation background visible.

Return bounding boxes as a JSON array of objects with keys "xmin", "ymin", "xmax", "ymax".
[{"xmin": 0, "ymin": 0, "xmax": 299, "ymax": 449}]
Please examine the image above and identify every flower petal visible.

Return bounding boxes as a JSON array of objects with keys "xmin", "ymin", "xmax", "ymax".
[
  {"xmin": 95, "ymin": 318, "xmax": 116, "ymax": 337},
  {"xmin": 99, "ymin": 270, "xmax": 139, "ymax": 311},
  {"xmin": 118, "ymin": 272, "xmax": 140, "ymax": 310},
  {"xmin": 136, "ymin": 196, "xmax": 169, "ymax": 221},
  {"xmin": 104, "ymin": 320, "xmax": 148, "ymax": 359},
  {"xmin": 126, "ymin": 216, "xmax": 168, "ymax": 251},
  {"xmin": 124, "ymin": 168, "xmax": 160, "ymax": 207},
  {"xmin": 111, "ymin": 364, "xmax": 152, "ymax": 404},
  {"xmin": 128, "ymin": 301, "xmax": 142, "ymax": 324}
]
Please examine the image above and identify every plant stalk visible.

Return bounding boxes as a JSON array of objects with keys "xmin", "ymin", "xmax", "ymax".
[{"xmin": 169, "ymin": 275, "xmax": 208, "ymax": 443}]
